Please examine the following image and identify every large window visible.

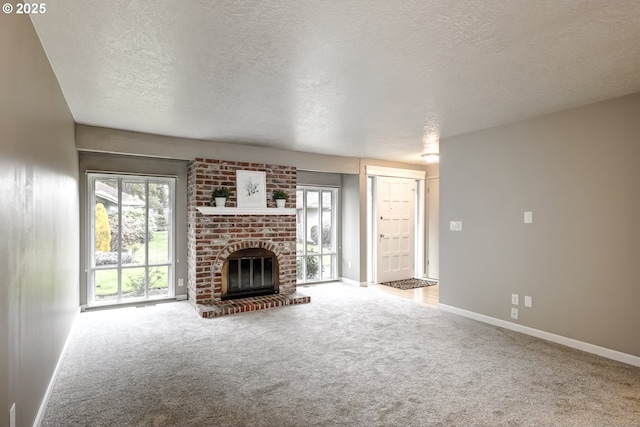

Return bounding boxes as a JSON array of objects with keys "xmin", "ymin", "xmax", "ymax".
[
  {"xmin": 296, "ymin": 186, "xmax": 338, "ymax": 283},
  {"xmin": 88, "ymin": 174, "xmax": 175, "ymax": 305}
]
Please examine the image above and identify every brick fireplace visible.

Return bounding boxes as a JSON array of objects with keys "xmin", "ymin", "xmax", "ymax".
[{"xmin": 187, "ymin": 158, "xmax": 310, "ymax": 317}]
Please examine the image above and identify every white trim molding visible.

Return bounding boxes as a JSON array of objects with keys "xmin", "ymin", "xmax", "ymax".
[
  {"xmin": 196, "ymin": 207, "xmax": 296, "ymax": 215},
  {"xmin": 365, "ymin": 165, "xmax": 426, "ymax": 180},
  {"xmin": 439, "ymin": 304, "xmax": 640, "ymax": 368}
]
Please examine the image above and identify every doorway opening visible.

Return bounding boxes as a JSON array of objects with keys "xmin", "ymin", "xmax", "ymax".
[{"xmin": 366, "ymin": 167, "xmax": 426, "ymax": 285}]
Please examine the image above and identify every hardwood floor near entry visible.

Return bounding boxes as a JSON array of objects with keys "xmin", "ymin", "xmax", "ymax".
[{"xmin": 374, "ymin": 283, "xmax": 439, "ymax": 307}]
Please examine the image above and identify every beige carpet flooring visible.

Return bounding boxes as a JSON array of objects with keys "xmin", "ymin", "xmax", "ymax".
[{"xmin": 41, "ymin": 282, "xmax": 640, "ymax": 426}]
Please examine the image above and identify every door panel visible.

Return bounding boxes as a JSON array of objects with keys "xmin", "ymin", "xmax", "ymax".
[{"xmin": 376, "ymin": 176, "xmax": 415, "ymax": 283}]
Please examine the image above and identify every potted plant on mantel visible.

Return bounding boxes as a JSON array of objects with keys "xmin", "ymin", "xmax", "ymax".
[
  {"xmin": 210, "ymin": 187, "xmax": 230, "ymax": 207},
  {"xmin": 272, "ymin": 190, "xmax": 289, "ymax": 208}
]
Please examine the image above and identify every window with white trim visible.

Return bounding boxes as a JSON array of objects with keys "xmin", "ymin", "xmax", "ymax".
[{"xmin": 296, "ymin": 186, "xmax": 339, "ymax": 283}]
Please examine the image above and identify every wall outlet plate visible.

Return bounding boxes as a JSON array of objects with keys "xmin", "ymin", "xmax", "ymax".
[
  {"xmin": 449, "ymin": 221, "xmax": 463, "ymax": 231},
  {"xmin": 524, "ymin": 211, "xmax": 533, "ymax": 224},
  {"xmin": 525, "ymin": 296, "xmax": 533, "ymax": 307},
  {"xmin": 511, "ymin": 308, "xmax": 518, "ymax": 320},
  {"xmin": 511, "ymin": 294, "xmax": 519, "ymax": 305}
]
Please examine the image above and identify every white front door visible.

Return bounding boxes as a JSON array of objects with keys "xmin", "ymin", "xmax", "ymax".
[{"xmin": 376, "ymin": 176, "xmax": 415, "ymax": 283}]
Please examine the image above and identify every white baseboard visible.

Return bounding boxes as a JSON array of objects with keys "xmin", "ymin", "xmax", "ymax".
[
  {"xmin": 33, "ymin": 307, "xmax": 81, "ymax": 427},
  {"xmin": 438, "ymin": 304, "xmax": 640, "ymax": 368},
  {"xmin": 339, "ymin": 277, "xmax": 368, "ymax": 287}
]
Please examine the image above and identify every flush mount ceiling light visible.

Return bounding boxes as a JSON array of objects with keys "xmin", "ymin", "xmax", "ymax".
[
  {"xmin": 421, "ymin": 152, "xmax": 440, "ymax": 163},
  {"xmin": 421, "ymin": 126, "xmax": 440, "ymax": 164}
]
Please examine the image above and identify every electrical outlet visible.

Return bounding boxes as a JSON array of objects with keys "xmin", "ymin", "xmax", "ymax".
[
  {"xmin": 178, "ymin": 278, "xmax": 184, "ymax": 287},
  {"xmin": 511, "ymin": 294, "xmax": 519, "ymax": 305},
  {"xmin": 511, "ymin": 308, "xmax": 518, "ymax": 320},
  {"xmin": 10, "ymin": 403, "xmax": 15, "ymax": 427},
  {"xmin": 525, "ymin": 296, "xmax": 533, "ymax": 307}
]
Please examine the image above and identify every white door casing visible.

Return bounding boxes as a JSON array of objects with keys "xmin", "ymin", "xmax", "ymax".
[
  {"xmin": 376, "ymin": 176, "xmax": 415, "ymax": 283},
  {"xmin": 427, "ymin": 177, "xmax": 439, "ymax": 280}
]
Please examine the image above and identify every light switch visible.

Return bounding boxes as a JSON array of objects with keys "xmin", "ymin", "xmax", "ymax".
[
  {"xmin": 524, "ymin": 211, "xmax": 533, "ymax": 224},
  {"xmin": 525, "ymin": 296, "xmax": 533, "ymax": 307},
  {"xmin": 449, "ymin": 221, "xmax": 463, "ymax": 231}
]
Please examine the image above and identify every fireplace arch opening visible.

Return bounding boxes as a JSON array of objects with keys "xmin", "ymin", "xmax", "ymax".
[{"xmin": 221, "ymin": 248, "xmax": 280, "ymax": 300}]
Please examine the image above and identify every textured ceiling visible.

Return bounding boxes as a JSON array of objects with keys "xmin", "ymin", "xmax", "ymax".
[{"xmin": 31, "ymin": 1, "xmax": 640, "ymax": 164}]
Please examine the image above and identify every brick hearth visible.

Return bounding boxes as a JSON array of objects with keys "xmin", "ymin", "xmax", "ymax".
[
  {"xmin": 187, "ymin": 158, "xmax": 309, "ymax": 317},
  {"xmin": 195, "ymin": 292, "xmax": 311, "ymax": 318}
]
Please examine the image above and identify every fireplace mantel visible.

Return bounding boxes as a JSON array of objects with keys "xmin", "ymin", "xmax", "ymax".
[{"xmin": 196, "ymin": 207, "xmax": 296, "ymax": 215}]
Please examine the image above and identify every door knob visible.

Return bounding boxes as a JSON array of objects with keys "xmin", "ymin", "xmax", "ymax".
[{"xmin": 379, "ymin": 234, "xmax": 385, "ymax": 238}]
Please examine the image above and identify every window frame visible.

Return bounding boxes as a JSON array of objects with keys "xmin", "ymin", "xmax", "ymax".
[
  {"xmin": 296, "ymin": 185, "xmax": 340, "ymax": 284},
  {"xmin": 87, "ymin": 172, "xmax": 176, "ymax": 306}
]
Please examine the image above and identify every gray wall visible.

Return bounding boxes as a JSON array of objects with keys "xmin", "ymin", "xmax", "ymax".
[
  {"xmin": 440, "ymin": 92, "xmax": 640, "ymax": 357},
  {"xmin": 76, "ymin": 125, "xmax": 361, "ymax": 173},
  {"xmin": 78, "ymin": 152, "xmax": 189, "ymax": 305},
  {"xmin": 1, "ymin": 13, "xmax": 79, "ymax": 427},
  {"xmin": 297, "ymin": 171, "xmax": 342, "ymax": 187}
]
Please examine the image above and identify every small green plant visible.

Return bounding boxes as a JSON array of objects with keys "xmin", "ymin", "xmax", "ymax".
[
  {"xmin": 126, "ymin": 268, "xmax": 166, "ymax": 296},
  {"xmin": 210, "ymin": 188, "xmax": 230, "ymax": 206},
  {"xmin": 212, "ymin": 187, "xmax": 230, "ymax": 198},
  {"xmin": 272, "ymin": 190, "xmax": 289, "ymax": 200},
  {"xmin": 296, "ymin": 256, "xmax": 319, "ymax": 279}
]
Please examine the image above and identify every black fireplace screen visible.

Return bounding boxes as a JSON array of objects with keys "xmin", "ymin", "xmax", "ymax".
[{"xmin": 225, "ymin": 250, "xmax": 277, "ymax": 299}]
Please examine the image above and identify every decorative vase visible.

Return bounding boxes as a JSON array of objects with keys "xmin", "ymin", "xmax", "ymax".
[
  {"xmin": 215, "ymin": 197, "xmax": 227, "ymax": 207},
  {"xmin": 276, "ymin": 199, "xmax": 286, "ymax": 208}
]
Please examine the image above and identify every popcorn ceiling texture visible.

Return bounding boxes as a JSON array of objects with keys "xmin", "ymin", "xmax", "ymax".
[
  {"xmin": 31, "ymin": 1, "xmax": 640, "ymax": 163},
  {"xmin": 187, "ymin": 158, "xmax": 299, "ymax": 316}
]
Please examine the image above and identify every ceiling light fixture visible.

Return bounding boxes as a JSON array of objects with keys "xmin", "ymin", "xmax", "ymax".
[
  {"xmin": 421, "ymin": 125, "xmax": 440, "ymax": 164},
  {"xmin": 421, "ymin": 152, "xmax": 440, "ymax": 163}
]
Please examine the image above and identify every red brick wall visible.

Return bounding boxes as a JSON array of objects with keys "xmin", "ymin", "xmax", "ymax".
[{"xmin": 187, "ymin": 158, "xmax": 297, "ymax": 306}]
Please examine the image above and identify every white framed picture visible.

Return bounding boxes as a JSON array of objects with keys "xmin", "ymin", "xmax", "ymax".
[{"xmin": 236, "ymin": 170, "xmax": 266, "ymax": 208}]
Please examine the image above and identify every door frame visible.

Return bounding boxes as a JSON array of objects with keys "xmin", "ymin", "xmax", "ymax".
[
  {"xmin": 365, "ymin": 166, "xmax": 426, "ymax": 284},
  {"xmin": 427, "ymin": 176, "xmax": 440, "ymax": 280}
]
